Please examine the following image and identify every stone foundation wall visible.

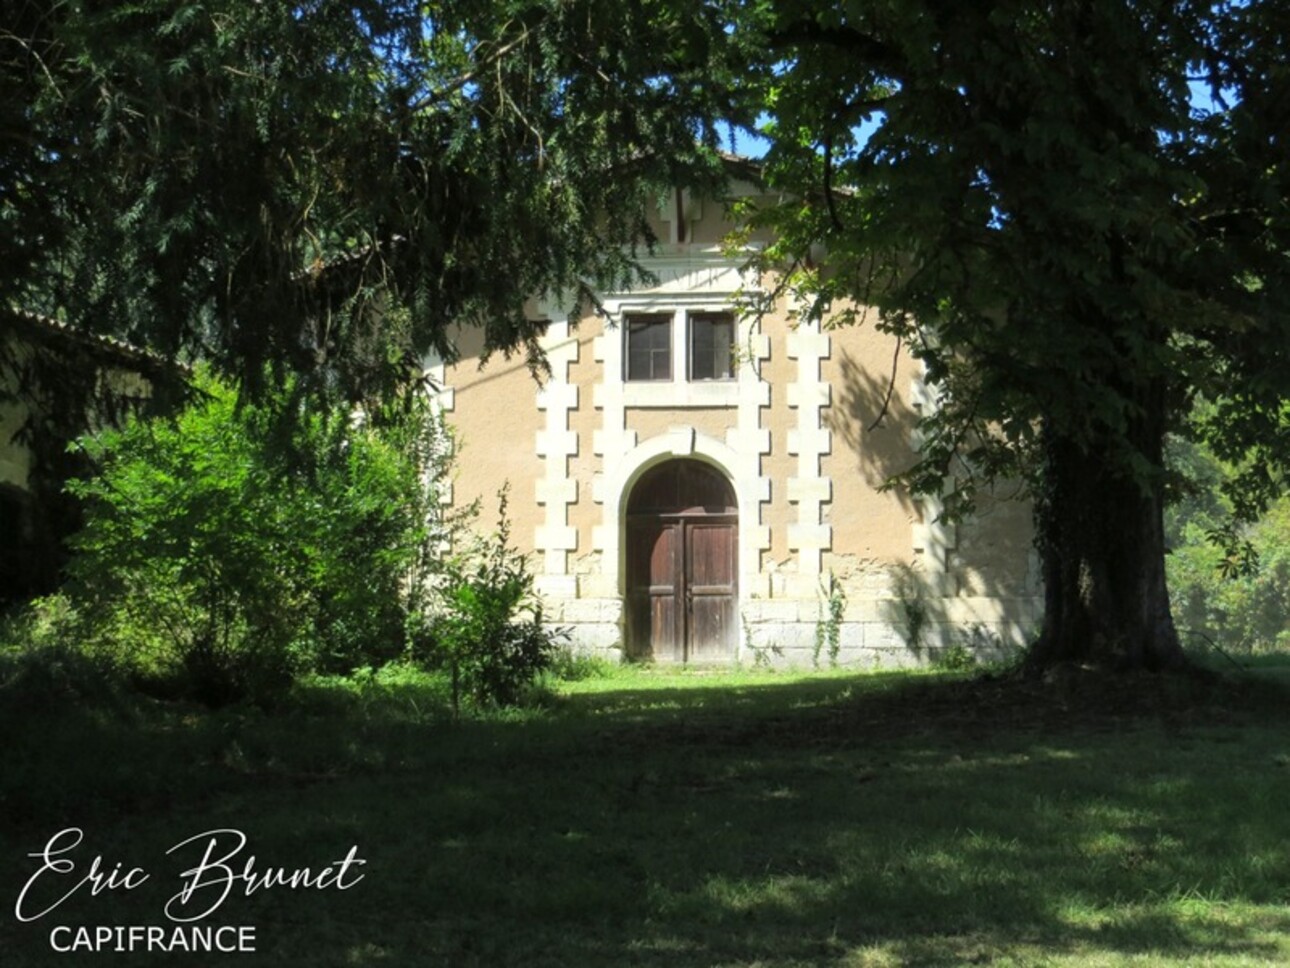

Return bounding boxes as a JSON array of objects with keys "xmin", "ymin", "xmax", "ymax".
[{"xmin": 541, "ymin": 561, "xmax": 1043, "ymax": 669}]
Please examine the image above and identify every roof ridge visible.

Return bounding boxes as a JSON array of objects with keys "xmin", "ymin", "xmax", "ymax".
[{"xmin": 3, "ymin": 304, "xmax": 191, "ymax": 373}]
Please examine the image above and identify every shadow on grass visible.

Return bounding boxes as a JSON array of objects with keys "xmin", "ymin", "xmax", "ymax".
[{"xmin": 3, "ymin": 669, "xmax": 1290, "ymax": 966}]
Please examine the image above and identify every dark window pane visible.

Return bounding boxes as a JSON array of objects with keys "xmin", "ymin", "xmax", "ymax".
[
  {"xmin": 689, "ymin": 312, "xmax": 735, "ymax": 381},
  {"xmin": 625, "ymin": 314, "xmax": 672, "ymax": 381}
]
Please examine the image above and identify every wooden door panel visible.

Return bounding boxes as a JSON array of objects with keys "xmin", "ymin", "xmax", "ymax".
[
  {"xmin": 687, "ymin": 521, "xmax": 735, "ymax": 587},
  {"xmin": 685, "ymin": 521, "xmax": 737, "ymax": 661},
  {"xmin": 626, "ymin": 519, "xmax": 680, "ymax": 660},
  {"xmin": 688, "ymin": 596, "xmax": 730, "ymax": 659},
  {"xmin": 648, "ymin": 594, "xmax": 679, "ymax": 661}
]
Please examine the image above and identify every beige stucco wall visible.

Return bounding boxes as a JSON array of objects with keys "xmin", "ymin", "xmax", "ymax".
[
  {"xmin": 442, "ymin": 326, "xmax": 546, "ymax": 556},
  {"xmin": 644, "ymin": 185, "xmax": 780, "ymax": 249},
  {"xmin": 0, "ymin": 401, "xmax": 32, "ymax": 489},
  {"xmin": 1, "ymin": 336, "xmax": 35, "ymax": 489},
  {"xmin": 953, "ymin": 486, "xmax": 1037, "ymax": 598},
  {"xmin": 823, "ymin": 324, "xmax": 921, "ymax": 563},
  {"xmin": 0, "ymin": 334, "xmax": 156, "ymax": 492}
]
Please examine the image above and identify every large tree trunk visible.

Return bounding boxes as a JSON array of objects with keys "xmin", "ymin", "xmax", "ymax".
[{"xmin": 1026, "ymin": 381, "xmax": 1186, "ymax": 672}]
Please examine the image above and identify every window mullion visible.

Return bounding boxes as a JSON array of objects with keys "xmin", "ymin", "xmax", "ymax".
[{"xmin": 676, "ymin": 310, "xmax": 688, "ymax": 384}]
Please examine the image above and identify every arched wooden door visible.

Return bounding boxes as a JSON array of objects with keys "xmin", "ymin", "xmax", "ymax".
[{"xmin": 625, "ymin": 460, "xmax": 738, "ymax": 662}]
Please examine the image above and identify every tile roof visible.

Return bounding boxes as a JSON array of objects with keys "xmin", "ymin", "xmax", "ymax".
[{"xmin": 3, "ymin": 305, "xmax": 190, "ymax": 374}]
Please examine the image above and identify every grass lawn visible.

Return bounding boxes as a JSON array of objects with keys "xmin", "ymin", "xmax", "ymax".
[{"xmin": 3, "ymin": 663, "xmax": 1290, "ymax": 966}]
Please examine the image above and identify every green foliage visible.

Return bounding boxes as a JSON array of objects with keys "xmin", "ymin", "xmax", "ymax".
[
  {"xmin": 290, "ymin": 662, "xmax": 453, "ymax": 723},
  {"xmin": 1164, "ymin": 426, "xmax": 1290, "ymax": 655},
  {"xmin": 1169, "ymin": 498, "xmax": 1290, "ymax": 657},
  {"xmin": 932, "ymin": 642, "xmax": 978, "ymax": 673},
  {"xmin": 9, "ymin": 0, "xmax": 739, "ymax": 405},
  {"xmin": 731, "ymin": 0, "xmax": 1288, "ymax": 666},
  {"xmin": 812, "ymin": 570, "xmax": 847, "ymax": 669},
  {"xmin": 737, "ymin": 2, "xmax": 1288, "ymax": 513},
  {"xmin": 0, "ymin": 595, "xmax": 134, "ymax": 716},
  {"xmin": 892, "ymin": 566, "xmax": 930, "ymax": 659},
  {"xmin": 62, "ymin": 369, "xmax": 444, "ymax": 705},
  {"xmin": 9, "ymin": 368, "xmax": 563, "ymax": 710},
  {"xmin": 546, "ymin": 649, "xmax": 615, "ymax": 683},
  {"xmin": 424, "ymin": 488, "xmax": 567, "ymax": 713}
]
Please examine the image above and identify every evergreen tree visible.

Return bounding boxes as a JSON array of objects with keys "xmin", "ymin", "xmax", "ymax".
[{"xmin": 6, "ymin": 0, "xmax": 738, "ymax": 402}]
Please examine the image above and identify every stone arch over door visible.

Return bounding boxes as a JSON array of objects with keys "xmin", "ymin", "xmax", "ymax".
[{"xmin": 625, "ymin": 459, "xmax": 738, "ymax": 662}]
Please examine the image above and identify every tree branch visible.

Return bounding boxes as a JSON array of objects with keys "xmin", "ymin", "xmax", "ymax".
[
  {"xmin": 407, "ymin": 24, "xmax": 534, "ymax": 114},
  {"xmin": 840, "ymin": 91, "xmax": 896, "ymax": 119},
  {"xmin": 867, "ymin": 335, "xmax": 904, "ymax": 431},
  {"xmin": 765, "ymin": 21, "xmax": 900, "ymax": 72},
  {"xmin": 822, "ymin": 132, "xmax": 845, "ymax": 233}
]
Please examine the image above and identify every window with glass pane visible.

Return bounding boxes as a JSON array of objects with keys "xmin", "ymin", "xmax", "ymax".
[
  {"xmin": 625, "ymin": 314, "xmax": 672, "ymax": 381},
  {"xmin": 689, "ymin": 312, "xmax": 735, "ymax": 381}
]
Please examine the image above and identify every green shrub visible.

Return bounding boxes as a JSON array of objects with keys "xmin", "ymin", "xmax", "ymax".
[
  {"xmin": 61, "ymin": 371, "xmax": 449, "ymax": 705},
  {"xmin": 425, "ymin": 489, "xmax": 568, "ymax": 712},
  {"xmin": 0, "ymin": 595, "xmax": 134, "ymax": 716},
  {"xmin": 1169, "ymin": 500, "xmax": 1290, "ymax": 654},
  {"xmin": 1165, "ymin": 425, "xmax": 1290, "ymax": 656},
  {"xmin": 933, "ymin": 642, "xmax": 978, "ymax": 672},
  {"xmin": 813, "ymin": 571, "xmax": 847, "ymax": 669},
  {"xmin": 26, "ymin": 370, "xmax": 565, "ymax": 711},
  {"xmin": 547, "ymin": 649, "xmax": 616, "ymax": 682}
]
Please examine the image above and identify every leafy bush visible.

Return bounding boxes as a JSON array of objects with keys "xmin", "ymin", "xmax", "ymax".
[
  {"xmin": 424, "ymin": 489, "xmax": 567, "ymax": 712},
  {"xmin": 61, "ymin": 371, "xmax": 448, "ymax": 705},
  {"xmin": 1169, "ymin": 500, "xmax": 1290, "ymax": 654},
  {"xmin": 546, "ymin": 649, "xmax": 615, "ymax": 682},
  {"xmin": 0, "ymin": 595, "xmax": 132, "ymax": 716},
  {"xmin": 933, "ymin": 642, "xmax": 979, "ymax": 672},
  {"xmin": 14, "ymin": 370, "xmax": 566, "ymax": 711},
  {"xmin": 1165, "ymin": 428, "xmax": 1290, "ymax": 655}
]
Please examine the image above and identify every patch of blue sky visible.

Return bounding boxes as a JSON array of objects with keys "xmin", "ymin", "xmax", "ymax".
[{"xmin": 720, "ymin": 114, "xmax": 883, "ymax": 161}]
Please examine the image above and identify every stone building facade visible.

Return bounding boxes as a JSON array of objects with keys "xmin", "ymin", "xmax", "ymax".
[{"xmin": 429, "ymin": 185, "xmax": 1042, "ymax": 667}]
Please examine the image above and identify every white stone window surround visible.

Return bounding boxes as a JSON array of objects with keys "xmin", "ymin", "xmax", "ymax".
[
  {"xmin": 608, "ymin": 303, "xmax": 753, "ymax": 410},
  {"xmin": 591, "ymin": 248, "xmax": 773, "ymax": 607},
  {"xmin": 622, "ymin": 309, "xmax": 737, "ymax": 386},
  {"xmin": 598, "ymin": 249, "xmax": 761, "ymax": 409}
]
